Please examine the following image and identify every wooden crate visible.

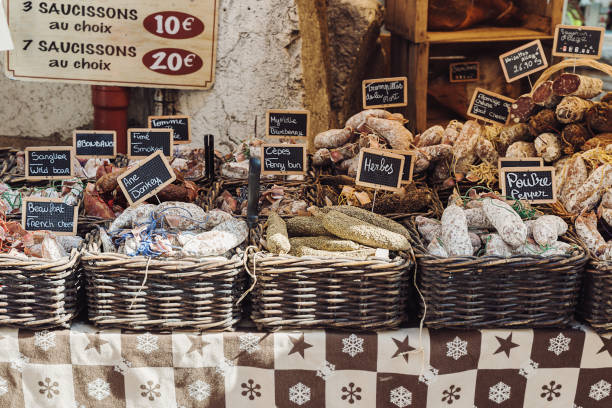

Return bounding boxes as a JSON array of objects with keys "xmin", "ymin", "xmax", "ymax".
[{"xmin": 386, "ymin": 0, "xmax": 564, "ymax": 44}]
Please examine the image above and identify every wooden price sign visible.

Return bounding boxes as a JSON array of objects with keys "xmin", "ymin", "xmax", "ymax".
[
  {"xmin": 148, "ymin": 115, "xmax": 191, "ymax": 144},
  {"xmin": 499, "ymin": 40, "xmax": 548, "ymax": 83},
  {"xmin": 500, "ymin": 166, "xmax": 557, "ymax": 204},
  {"xmin": 117, "ymin": 151, "xmax": 176, "ymax": 206},
  {"xmin": 128, "ymin": 129, "xmax": 173, "ymax": 158},
  {"xmin": 22, "ymin": 198, "xmax": 78, "ymax": 236},
  {"xmin": 449, "ymin": 62, "xmax": 479, "ymax": 83},
  {"xmin": 498, "ymin": 157, "xmax": 543, "ymax": 170},
  {"xmin": 4, "ymin": 0, "xmax": 218, "ymax": 89},
  {"xmin": 356, "ymin": 148, "xmax": 405, "ymax": 192},
  {"xmin": 553, "ymin": 25, "xmax": 605, "ymax": 59},
  {"xmin": 391, "ymin": 149, "xmax": 416, "ymax": 183},
  {"xmin": 73, "ymin": 130, "xmax": 116, "ymax": 159},
  {"xmin": 25, "ymin": 146, "xmax": 74, "ymax": 180},
  {"xmin": 266, "ymin": 110, "xmax": 309, "ymax": 139},
  {"xmin": 467, "ymin": 88, "xmax": 514, "ymax": 125},
  {"xmin": 362, "ymin": 77, "xmax": 408, "ymax": 109},
  {"xmin": 261, "ymin": 144, "xmax": 307, "ymax": 175}
]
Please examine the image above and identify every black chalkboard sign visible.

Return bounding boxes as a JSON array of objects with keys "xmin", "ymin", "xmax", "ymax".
[
  {"xmin": 362, "ymin": 77, "xmax": 408, "ymax": 109},
  {"xmin": 498, "ymin": 157, "xmax": 543, "ymax": 170},
  {"xmin": 128, "ymin": 128, "xmax": 173, "ymax": 158},
  {"xmin": 553, "ymin": 25, "xmax": 604, "ymax": 58},
  {"xmin": 467, "ymin": 88, "xmax": 514, "ymax": 125},
  {"xmin": 148, "ymin": 115, "xmax": 191, "ymax": 144},
  {"xmin": 499, "ymin": 40, "xmax": 548, "ymax": 82},
  {"xmin": 500, "ymin": 166, "xmax": 557, "ymax": 204},
  {"xmin": 22, "ymin": 198, "xmax": 77, "ymax": 236},
  {"xmin": 356, "ymin": 148, "xmax": 405, "ymax": 192},
  {"xmin": 73, "ymin": 130, "xmax": 116, "ymax": 159},
  {"xmin": 25, "ymin": 147, "xmax": 74, "ymax": 180},
  {"xmin": 449, "ymin": 62, "xmax": 479, "ymax": 83},
  {"xmin": 261, "ymin": 144, "xmax": 307, "ymax": 175},
  {"xmin": 391, "ymin": 149, "xmax": 416, "ymax": 183},
  {"xmin": 117, "ymin": 151, "xmax": 177, "ymax": 206},
  {"xmin": 266, "ymin": 110, "xmax": 309, "ymax": 138}
]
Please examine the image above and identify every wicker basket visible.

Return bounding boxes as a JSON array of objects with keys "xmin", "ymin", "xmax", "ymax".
[
  {"xmin": 0, "ymin": 248, "xmax": 82, "ymax": 329},
  {"xmin": 579, "ymin": 258, "xmax": 612, "ymax": 334},
  {"xmin": 81, "ymin": 229, "xmax": 246, "ymax": 331},
  {"xmin": 248, "ymin": 223, "xmax": 413, "ymax": 331},
  {"xmin": 407, "ymin": 221, "xmax": 589, "ymax": 329}
]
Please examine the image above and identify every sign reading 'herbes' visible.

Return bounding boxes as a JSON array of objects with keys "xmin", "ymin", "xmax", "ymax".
[
  {"xmin": 73, "ymin": 130, "xmax": 116, "ymax": 158},
  {"xmin": 356, "ymin": 148, "xmax": 405, "ymax": 192},
  {"xmin": 117, "ymin": 151, "xmax": 176, "ymax": 206},
  {"xmin": 362, "ymin": 77, "xmax": 407, "ymax": 109}
]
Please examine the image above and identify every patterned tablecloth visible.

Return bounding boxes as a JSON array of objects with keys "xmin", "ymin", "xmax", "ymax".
[{"xmin": 0, "ymin": 323, "xmax": 610, "ymax": 407}]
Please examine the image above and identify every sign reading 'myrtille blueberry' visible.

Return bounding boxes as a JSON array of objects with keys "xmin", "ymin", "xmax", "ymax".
[{"xmin": 266, "ymin": 110, "xmax": 310, "ymax": 139}]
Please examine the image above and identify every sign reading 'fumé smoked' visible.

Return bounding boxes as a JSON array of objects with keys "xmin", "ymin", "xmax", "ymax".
[{"xmin": 4, "ymin": 1, "xmax": 218, "ymax": 89}]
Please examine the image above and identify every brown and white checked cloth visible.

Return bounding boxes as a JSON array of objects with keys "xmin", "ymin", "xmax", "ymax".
[{"xmin": 0, "ymin": 322, "xmax": 609, "ymax": 407}]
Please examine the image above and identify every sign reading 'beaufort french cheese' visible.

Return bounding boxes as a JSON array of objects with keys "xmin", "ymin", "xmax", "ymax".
[
  {"xmin": 22, "ymin": 198, "xmax": 78, "ymax": 236},
  {"xmin": 4, "ymin": 0, "xmax": 218, "ymax": 89},
  {"xmin": 117, "ymin": 151, "xmax": 176, "ymax": 206}
]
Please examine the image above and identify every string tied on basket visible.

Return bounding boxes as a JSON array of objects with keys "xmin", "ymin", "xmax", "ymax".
[
  {"xmin": 128, "ymin": 256, "xmax": 151, "ymax": 310},
  {"xmin": 236, "ymin": 245, "xmax": 262, "ymax": 305}
]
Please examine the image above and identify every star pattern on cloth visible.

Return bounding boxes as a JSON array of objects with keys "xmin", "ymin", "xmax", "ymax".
[
  {"xmin": 84, "ymin": 333, "xmax": 109, "ymax": 354},
  {"xmin": 288, "ymin": 333, "xmax": 313, "ymax": 358},
  {"xmin": 187, "ymin": 335, "xmax": 210, "ymax": 356},
  {"xmin": 391, "ymin": 335, "xmax": 415, "ymax": 362},
  {"xmin": 494, "ymin": 333, "xmax": 519, "ymax": 358},
  {"xmin": 596, "ymin": 335, "xmax": 612, "ymax": 357}
]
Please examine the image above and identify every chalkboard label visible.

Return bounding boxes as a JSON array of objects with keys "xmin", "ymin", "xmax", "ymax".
[
  {"xmin": 391, "ymin": 149, "xmax": 416, "ymax": 183},
  {"xmin": 356, "ymin": 148, "xmax": 405, "ymax": 192},
  {"xmin": 553, "ymin": 25, "xmax": 604, "ymax": 58},
  {"xmin": 117, "ymin": 151, "xmax": 177, "ymax": 206},
  {"xmin": 148, "ymin": 115, "xmax": 191, "ymax": 144},
  {"xmin": 467, "ymin": 88, "xmax": 514, "ymax": 125},
  {"xmin": 449, "ymin": 62, "xmax": 479, "ymax": 83},
  {"xmin": 499, "ymin": 40, "xmax": 548, "ymax": 83},
  {"xmin": 261, "ymin": 143, "xmax": 307, "ymax": 175},
  {"xmin": 25, "ymin": 147, "xmax": 74, "ymax": 181},
  {"xmin": 128, "ymin": 128, "xmax": 173, "ymax": 158},
  {"xmin": 73, "ymin": 130, "xmax": 116, "ymax": 159},
  {"xmin": 266, "ymin": 110, "xmax": 310, "ymax": 138},
  {"xmin": 22, "ymin": 198, "xmax": 77, "ymax": 236},
  {"xmin": 498, "ymin": 157, "xmax": 543, "ymax": 170},
  {"xmin": 500, "ymin": 166, "xmax": 557, "ymax": 204},
  {"xmin": 362, "ymin": 77, "xmax": 408, "ymax": 109}
]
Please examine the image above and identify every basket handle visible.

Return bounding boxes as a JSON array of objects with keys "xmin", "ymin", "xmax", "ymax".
[{"xmin": 532, "ymin": 58, "xmax": 612, "ymax": 90}]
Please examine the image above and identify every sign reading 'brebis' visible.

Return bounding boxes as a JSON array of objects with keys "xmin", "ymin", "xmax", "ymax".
[{"xmin": 4, "ymin": 0, "xmax": 218, "ymax": 89}]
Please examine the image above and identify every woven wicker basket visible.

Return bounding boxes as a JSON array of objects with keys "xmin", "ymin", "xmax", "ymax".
[
  {"xmin": 407, "ymin": 221, "xmax": 589, "ymax": 329},
  {"xmin": 81, "ymin": 229, "xmax": 246, "ymax": 331},
  {"xmin": 248, "ymin": 223, "xmax": 413, "ymax": 331},
  {"xmin": 579, "ymin": 259, "xmax": 612, "ymax": 334},
  {"xmin": 0, "ymin": 248, "xmax": 82, "ymax": 329}
]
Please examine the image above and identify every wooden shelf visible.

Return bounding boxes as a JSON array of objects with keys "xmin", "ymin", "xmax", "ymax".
[{"xmin": 427, "ymin": 27, "xmax": 553, "ymax": 44}]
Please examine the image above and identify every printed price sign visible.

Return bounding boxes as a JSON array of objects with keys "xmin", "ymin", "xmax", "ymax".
[
  {"xmin": 128, "ymin": 128, "xmax": 173, "ymax": 158},
  {"xmin": 553, "ymin": 25, "xmax": 604, "ymax": 59},
  {"xmin": 391, "ymin": 149, "xmax": 416, "ymax": 183},
  {"xmin": 117, "ymin": 151, "xmax": 176, "ymax": 206},
  {"xmin": 362, "ymin": 77, "xmax": 407, "ymax": 109},
  {"xmin": 25, "ymin": 146, "xmax": 74, "ymax": 180},
  {"xmin": 500, "ymin": 166, "xmax": 556, "ymax": 204},
  {"xmin": 0, "ymin": 3, "xmax": 13, "ymax": 51},
  {"xmin": 73, "ymin": 130, "xmax": 116, "ymax": 159},
  {"xmin": 261, "ymin": 144, "xmax": 306, "ymax": 175},
  {"xmin": 449, "ymin": 62, "xmax": 479, "ymax": 83},
  {"xmin": 498, "ymin": 157, "xmax": 543, "ymax": 170},
  {"xmin": 22, "ymin": 198, "xmax": 77, "ymax": 236},
  {"xmin": 467, "ymin": 88, "xmax": 514, "ymax": 125},
  {"xmin": 4, "ymin": 0, "xmax": 218, "ymax": 89},
  {"xmin": 148, "ymin": 115, "xmax": 191, "ymax": 144},
  {"xmin": 356, "ymin": 148, "xmax": 405, "ymax": 192},
  {"xmin": 266, "ymin": 110, "xmax": 309, "ymax": 138},
  {"xmin": 499, "ymin": 40, "xmax": 548, "ymax": 82}
]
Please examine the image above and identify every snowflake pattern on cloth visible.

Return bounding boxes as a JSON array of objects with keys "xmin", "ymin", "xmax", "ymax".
[
  {"xmin": 215, "ymin": 358, "xmax": 235, "ymax": 377},
  {"xmin": 289, "ymin": 382, "xmax": 311, "ymax": 406},
  {"xmin": 342, "ymin": 334, "xmax": 364, "ymax": 358},
  {"xmin": 34, "ymin": 330, "xmax": 56, "ymax": 352},
  {"xmin": 113, "ymin": 358, "xmax": 132, "ymax": 376},
  {"xmin": 87, "ymin": 378, "xmax": 111, "ymax": 401},
  {"xmin": 136, "ymin": 332, "xmax": 159, "ymax": 354},
  {"xmin": 390, "ymin": 386, "xmax": 412, "ymax": 407},
  {"xmin": 188, "ymin": 380, "xmax": 211, "ymax": 402},
  {"xmin": 316, "ymin": 361, "xmax": 335, "ymax": 381},
  {"xmin": 239, "ymin": 333, "xmax": 261, "ymax": 354},
  {"xmin": 547, "ymin": 333, "xmax": 571, "ymax": 356},
  {"xmin": 418, "ymin": 365, "xmax": 439, "ymax": 386},
  {"xmin": 0, "ymin": 377, "xmax": 8, "ymax": 396},
  {"xmin": 518, "ymin": 359, "xmax": 539, "ymax": 379},
  {"xmin": 489, "ymin": 381, "xmax": 511, "ymax": 404},
  {"xmin": 10, "ymin": 353, "xmax": 29, "ymax": 372},
  {"xmin": 589, "ymin": 379, "xmax": 610, "ymax": 401},
  {"xmin": 446, "ymin": 336, "xmax": 468, "ymax": 360}
]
